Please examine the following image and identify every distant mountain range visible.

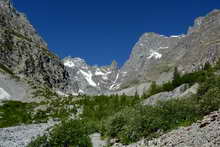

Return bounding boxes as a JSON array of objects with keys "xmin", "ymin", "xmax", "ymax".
[
  {"xmin": 0, "ymin": 0, "xmax": 220, "ymax": 97},
  {"xmin": 63, "ymin": 9, "xmax": 220, "ymax": 95}
]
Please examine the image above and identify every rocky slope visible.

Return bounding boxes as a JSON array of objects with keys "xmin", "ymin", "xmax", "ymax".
[
  {"xmin": 0, "ymin": 120, "xmax": 57, "ymax": 147},
  {"xmin": 142, "ymin": 83, "xmax": 199, "ymax": 106},
  {"xmin": 0, "ymin": 72, "xmax": 33, "ymax": 102},
  {"xmin": 0, "ymin": 0, "xmax": 68, "ymax": 90},
  {"xmin": 113, "ymin": 110, "xmax": 220, "ymax": 147}
]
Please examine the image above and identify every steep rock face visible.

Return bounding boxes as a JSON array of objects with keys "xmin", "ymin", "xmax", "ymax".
[
  {"xmin": 0, "ymin": 0, "xmax": 68, "ymax": 89},
  {"xmin": 63, "ymin": 57, "xmax": 120, "ymax": 95},
  {"xmin": 117, "ymin": 9, "xmax": 220, "ymax": 92},
  {"xmin": 120, "ymin": 33, "xmax": 183, "ymax": 86}
]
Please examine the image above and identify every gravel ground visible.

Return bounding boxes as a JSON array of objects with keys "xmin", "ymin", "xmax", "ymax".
[
  {"xmin": 90, "ymin": 133, "xmax": 107, "ymax": 147},
  {"xmin": 0, "ymin": 122, "xmax": 55, "ymax": 147}
]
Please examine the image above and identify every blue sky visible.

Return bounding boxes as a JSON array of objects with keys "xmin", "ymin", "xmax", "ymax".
[{"xmin": 13, "ymin": 0, "xmax": 220, "ymax": 67}]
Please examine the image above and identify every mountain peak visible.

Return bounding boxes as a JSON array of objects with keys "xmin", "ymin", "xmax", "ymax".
[{"xmin": 110, "ymin": 60, "xmax": 118, "ymax": 69}]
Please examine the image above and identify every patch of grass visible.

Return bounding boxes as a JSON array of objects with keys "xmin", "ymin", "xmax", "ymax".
[
  {"xmin": 0, "ymin": 91, "xmax": 78, "ymax": 127},
  {"xmin": 78, "ymin": 95, "xmax": 140, "ymax": 133},
  {"xmin": 0, "ymin": 101, "xmax": 37, "ymax": 128}
]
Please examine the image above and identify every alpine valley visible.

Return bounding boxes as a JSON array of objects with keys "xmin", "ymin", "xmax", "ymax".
[{"xmin": 1, "ymin": 0, "xmax": 220, "ymax": 146}]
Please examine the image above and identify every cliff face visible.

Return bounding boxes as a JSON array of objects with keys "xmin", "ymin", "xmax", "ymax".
[
  {"xmin": 117, "ymin": 9, "xmax": 220, "ymax": 90},
  {"xmin": 0, "ymin": 0, "xmax": 69, "ymax": 89}
]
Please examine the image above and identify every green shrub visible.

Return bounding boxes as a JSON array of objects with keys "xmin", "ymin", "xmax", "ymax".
[
  {"xmin": 0, "ymin": 101, "xmax": 37, "ymax": 128},
  {"xmin": 28, "ymin": 135, "xmax": 48, "ymax": 147},
  {"xmin": 199, "ymin": 88, "xmax": 220, "ymax": 115},
  {"xmin": 29, "ymin": 120, "xmax": 92, "ymax": 147},
  {"xmin": 103, "ymin": 92, "xmax": 219, "ymax": 144}
]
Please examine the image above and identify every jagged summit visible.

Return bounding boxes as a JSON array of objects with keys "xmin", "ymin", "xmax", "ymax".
[{"xmin": 63, "ymin": 57, "xmax": 120, "ymax": 95}]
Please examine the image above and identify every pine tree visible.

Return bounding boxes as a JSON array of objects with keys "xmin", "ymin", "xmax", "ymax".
[
  {"xmin": 204, "ymin": 62, "xmax": 211, "ymax": 71},
  {"xmin": 172, "ymin": 67, "xmax": 181, "ymax": 87},
  {"xmin": 134, "ymin": 90, "xmax": 139, "ymax": 99}
]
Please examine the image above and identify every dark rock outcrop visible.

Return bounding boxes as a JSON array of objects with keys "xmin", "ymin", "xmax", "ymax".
[{"xmin": 0, "ymin": 0, "xmax": 68, "ymax": 89}]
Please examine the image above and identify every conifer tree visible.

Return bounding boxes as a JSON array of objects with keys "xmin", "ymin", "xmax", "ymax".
[{"xmin": 172, "ymin": 67, "xmax": 181, "ymax": 87}]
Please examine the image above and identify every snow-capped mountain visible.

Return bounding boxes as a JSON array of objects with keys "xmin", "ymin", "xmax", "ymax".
[
  {"xmin": 63, "ymin": 9, "xmax": 220, "ymax": 96},
  {"xmin": 63, "ymin": 57, "xmax": 120, "ymax": 95}
]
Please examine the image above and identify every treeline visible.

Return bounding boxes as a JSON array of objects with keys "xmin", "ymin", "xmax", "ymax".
[
  {"xmin": 145, "ymin": 63, "xmax": 214, "ymax": 98},
  {"xmin": 29, "ymin": 61, "xmax": 220, "ymax": 146}
]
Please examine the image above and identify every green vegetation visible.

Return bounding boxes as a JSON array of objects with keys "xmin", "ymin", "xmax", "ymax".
[
  {"xmin": 78, "ymin": 94, "xmax": 140, "ymax": 134},
  {"xmin": 29, "ymin": 94, "xmax": 141, "ymax": 146},
  {"xmin": 0, "ymin": 88, "xmax": 78, "ymax": 128},
  {"xmin": 24, "ymin": 61, "xmax": 220, "ymax": 146},
  {"xmin": 28, "ymin": 120, "xmax": 92, "ymax": 147},
  {"xmin": 145, "ymin": 64, "xmax": 213, "ymax": 98},
  {"xmin": 0, "ymin": 101, "xmax": 37, "ymax": 128}
]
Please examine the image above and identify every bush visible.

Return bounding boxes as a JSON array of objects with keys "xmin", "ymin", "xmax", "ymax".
[
  {"xmin": 199, "ymin": 88, "xmax": 220, "ymax": 115},
  {"xmin": 0, "ymin": 101, "xmax": 36, "ymax": 128},
  {"xmin": 103, "ymin": 92, "xmax": 220, "ymax": 144},
  {"xmin": 28, "ymin": 136, "xmax": 48, "ymax": 147},
  {"xmin": 79, "ymin": 95, "xmax": 139, "ymax": 130},
  {"xmin": 29, "ymin": 120, "xmax": 92, "ymax": 147}
]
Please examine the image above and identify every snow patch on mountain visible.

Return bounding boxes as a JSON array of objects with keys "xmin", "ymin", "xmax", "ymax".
[
  {"xmin": 110, "ymin": 73, "xmax": 120, "ymax": 90},
  {"xmin": 80, "ymin": 70, "xmax": 97, "ymax": 87},
  {"xmin": 159, "ymin": 46, "xmax": 169, "ymax": 49},
  {"xmin": 147, "ymin": 50, "xmax": 162, "ymax": 59},
  {"xmin": 170, "ymin": 34, "xmax": 185, "ymax": 38},
  {"xmin": 56, "ymin": 90, "xmax": 68, "ymax": 97},
  {"xmin": 0, "ymin": 88, "xmax": 10, "ymax": 100},
  {"xmin": 64, "ymin": 60, "xmax": 75, "ymax": 68},
  {"xmin": 95, "ymin": 69, "xmax": 105, "ymax": 76},
  {"xmin": 78, "ymin": 89, "xmax": 84, "ymax": 94}
]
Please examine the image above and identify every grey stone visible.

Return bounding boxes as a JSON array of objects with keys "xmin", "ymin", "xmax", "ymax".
[
  {"xmin": 0, "ymin": 122, "xmax": 55, "ymax": 147},
  {"xmin": 142, "ymin": 83, "xmax": 199, "ymax": 106},
  {"xmin": 90, "ymin": 133, "xmax": 107, "ymax": 147}
]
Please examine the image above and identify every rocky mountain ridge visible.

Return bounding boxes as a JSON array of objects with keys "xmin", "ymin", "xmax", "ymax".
[
  {"xmin": 0, "ymin": 0, "xmax": 69, "ymax": 91},
  {"xmin": 63, "ymin": 57, "xmax": 120, "ymax": 95},
  {"xmin": 63, "ymin": 9, "xmax": 220, "ymax": 96},
  {"xmin": 1, "ymin": 0, "xmax": 220, "ymax": 97},
  {"xmin": 108, "ymin": 9, "xmax": 220, "ymax": 95}
]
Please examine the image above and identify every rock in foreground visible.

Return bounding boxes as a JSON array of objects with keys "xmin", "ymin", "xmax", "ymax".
[{"xmin": 0, "ymin": 123, "xmax": 54, "ymax": 147}]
